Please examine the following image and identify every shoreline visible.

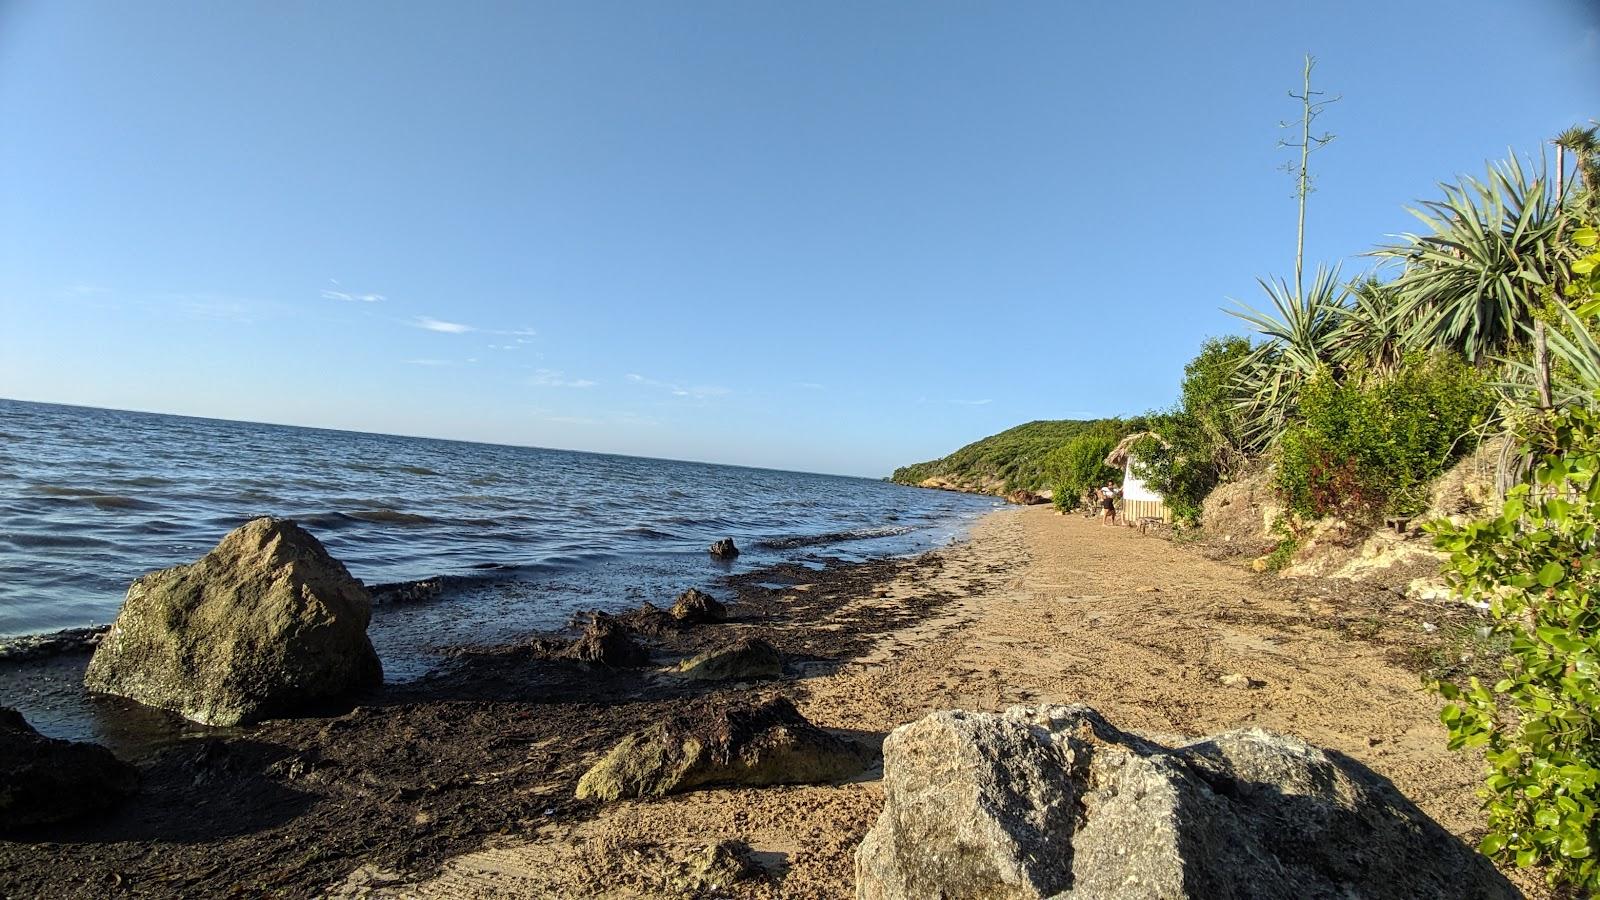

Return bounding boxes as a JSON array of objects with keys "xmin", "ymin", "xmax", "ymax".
[{"xmin": 0, "ymin": 507, "xmax": 1531, "ymax": 898}]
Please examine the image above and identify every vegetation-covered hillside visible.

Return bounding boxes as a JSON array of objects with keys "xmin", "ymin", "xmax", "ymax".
[{"xmin": 890, "ymin": 419, "xmax": 1117, "ymax": 494}]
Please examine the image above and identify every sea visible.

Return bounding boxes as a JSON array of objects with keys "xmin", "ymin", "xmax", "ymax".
[{"xmin": 0, "ymin": 398, "xmax": 996, "ymax": 686}]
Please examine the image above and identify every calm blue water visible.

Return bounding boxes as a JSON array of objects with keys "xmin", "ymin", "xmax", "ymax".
[{"xmin": 0, "ymin": 399, "xmax": 996, "ymax": 680}]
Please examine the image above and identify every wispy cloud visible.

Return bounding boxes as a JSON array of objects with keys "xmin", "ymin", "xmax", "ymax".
[
  {"xmin": 528, "ymin": 368, "xmax": 597, "ymax": 388},
  {"xmin": 413, "ymin": 316, "xmax": 475, "ymax": 334},
  {"xmin": 951, "ymin": 398, "xmax": 993, "ymax": 406},
  {"xmin": 626, "ymin": 373, "xmax": 731, "ymax": 400},
  {"xmin": 168, "ymin": 293, "xmax": 263, "ymax": 324},
  {"xmin": 405, "ymin": 358, "xmax": 456, "ymax": 367},
  {"xmin": 322, "ymin": 289, "xmax": 384, "ymax": 303}
]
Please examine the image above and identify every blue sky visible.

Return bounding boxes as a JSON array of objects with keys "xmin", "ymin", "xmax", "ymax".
[{"xmin": 1, "ymin": 1, "xmax": 1595, "ymax": 476}]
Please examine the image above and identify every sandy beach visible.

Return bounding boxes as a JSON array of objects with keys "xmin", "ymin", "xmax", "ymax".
[
  {"xmin": 325, "ymin": 505, "xmax": 1502, "ymax": 898},
  {"xmin": 0, "ymin": 503, "xmax": 1519, "ymax": 897}
]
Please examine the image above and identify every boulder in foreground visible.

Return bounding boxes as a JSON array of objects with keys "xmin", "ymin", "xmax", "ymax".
[
  {"xmin": 709, "ymin": 538, "xmax": 740, "ymax": 559},
  {"xmin": 856, "ymin": 704, "xmax": 1516, "ymax": 900},
  {"xmin": 0, "ymin": 707, "xmax": 138, "ymax": 829},
  {"xmin": 84, "ymin": 517, "xmax": 382, "ymax": 727},
  {"xmin": 670, "ymin": 587, "xmax": 727, "ymax": 624},
  {"xmin": 576, "ymin": 696, "xmax": 868, "ymax": 801},
  {"xmin": 676, "ymin": 637, "xmax": 782, "ymax": 682}
]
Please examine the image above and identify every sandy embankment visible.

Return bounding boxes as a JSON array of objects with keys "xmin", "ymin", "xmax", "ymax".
[{"xmin": 378, "ymin": 505, "xmax": 1491, "ymax": 898}]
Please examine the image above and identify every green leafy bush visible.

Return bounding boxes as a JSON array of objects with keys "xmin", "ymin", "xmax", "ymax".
[
  {"xmin": 1274, "ymin": 353, "xmax": 1495, "ymax": 522},
  {"xmin": 1130, "ymin": 337, "xmax": 1252, "ymax": 523},
  {"xmin": 1430, "ymin": 403, "xmax": 1600, "ymax": 892},
  {"xmin": 1041, "ymin": 424, "xmax": 1122, "ymax": 511}
]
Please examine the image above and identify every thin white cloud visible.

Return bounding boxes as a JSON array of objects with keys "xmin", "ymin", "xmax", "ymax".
[
  {"xmin": 322, "ymin": 289, "xmax": 384, "ymax": 303},
  {"xmin": 405, "ymin": 358, "xmax": 455, "ymax": 367},
  {"xmin": 529, "ymin": 368, "xmax": 597, "ymax": 388},
  {"xmin": 414, "ymin": 316, "xmax": 475, "ymax": 334},
  {"xmin": 951, "ymin": 398, "xmax": 993, "ymax": 406},
  {"xmin": 169, "ymin": 293, "xmax": 261, "ymax": 324},
  {"xmin": 626, "ymin": 373, "xmax": 731, "ymax": 400}
]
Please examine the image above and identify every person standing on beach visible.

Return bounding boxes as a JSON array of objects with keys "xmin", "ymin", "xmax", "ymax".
[{"xmin": 1100, "ymin": 483, "xmax": 1118, "ymax": 526}]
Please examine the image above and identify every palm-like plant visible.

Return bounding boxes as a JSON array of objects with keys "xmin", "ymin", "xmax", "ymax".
[
  {"xmin": 1554, "ymin": 125, "xmax": 1599, "ymax": 206},
  {"xmin": 1329, "ymin": 275, "xmax": 1408, "ymax": 372},
  {"xmin": 1227, "ymin": 264, "xmax": 1348, "ymax": 449},
  {"xmin": 1372, "ymin": 155, "xmax": 1566, "ymax": 362}
]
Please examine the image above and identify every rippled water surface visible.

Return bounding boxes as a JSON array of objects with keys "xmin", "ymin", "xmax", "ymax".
[{"xmin": 0, "ymin": 399, "xmax": 996, "ymax": 680}]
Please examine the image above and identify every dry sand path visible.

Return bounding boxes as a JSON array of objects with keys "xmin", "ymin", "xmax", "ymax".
[{"xmin": 358, "ymin": 506, "xmax": 1493, "ymax": 898}]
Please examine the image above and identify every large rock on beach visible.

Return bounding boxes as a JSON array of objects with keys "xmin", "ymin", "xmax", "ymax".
[
  {"xmin": 576, "ymin": 696, "xmax": 869, "ymax": 801},
  {"xmin": 676, "ymin": 637, "xmax": 782, "ymax": 681},
  {"xmin": 0, "ymin": 707, "xmax": 138, "ymax": 830},
  {"xmin": 563, "ymin": 612, "xmax": 649, "ymax": 668},
  {"xmin": 670, "ymin": 587, "xmax": 727, "ymax": 624},
  {"xmin": 856, "ymin": 704, "xmax": 1515, "ymax": 900},
  {"xmin": 709, "ymin": 538, "xmax": 740, "ymax": 559},
  {"xmin": 83, "ymin": 517, "xmax": 382, "ymax": 727}
]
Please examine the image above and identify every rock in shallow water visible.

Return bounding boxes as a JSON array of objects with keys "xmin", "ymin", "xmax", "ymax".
[
  {"xmin": 709, "ymin": 538, "xmax": 740, "ymax": 559},
  {"xmin": 855, "ymin": 704, "xmax": 1516, "ymax": 900},
  {"xmin": 576, "ymin": 696, "xmax": 869, "ymax": 801},
  {"xmin": 83, "ymin": 517, "xmax": 382, "ymax": 727},
  {"xmin": 0, "ymin": 706, "xmax": 138, "ymax": 829}
]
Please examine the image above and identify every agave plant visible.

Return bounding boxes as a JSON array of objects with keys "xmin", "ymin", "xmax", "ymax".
[
  {"xmin": 1328, "ymin": 275, "xmax": 1408, "ymax": 372},
  {"xmin": 1226, "ymin": 264, "xmax": 1348, "ymax": 449},
  {"xmin": 1372, "ymin": 155, "xmax": 1567, "ymax": 362}
]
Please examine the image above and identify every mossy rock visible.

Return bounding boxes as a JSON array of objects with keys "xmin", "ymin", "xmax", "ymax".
[
  {"xmin": 575, "ymin": 696, "xmax": 869, "ymax": 801},
  {"xmin": 675, "ymin": 637, "xmax": 782, "ymax": 682},
  {"xmin": 83, "ymin": 517, "xmax": 381, "ymax": 727}
]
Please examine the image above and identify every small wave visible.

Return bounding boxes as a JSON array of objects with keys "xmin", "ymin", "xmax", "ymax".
[
  {"xmin": 344, "ymin": 509, "xmax": 435, "ymax": 526},
  {"xmin": 398, "ymin": 465, "xmax": 441, "ymax": 477},
  {"xmin": 756, "ymin": 525, "xmax": 915, "ymax": 550},
  {"xmin": 27, "ymin": 486, "xmax": 157, "ymax": 509},
  {"xmin": 619, "ymin": 525, "xmax": 678, "ymax": 541},
  {"xmin": 0, "ymin": 625, "xmax": 109, "ymax": 662},
  {"xmin": 110, "ymin": 475, "xmax": 178, "ymax": 488}
]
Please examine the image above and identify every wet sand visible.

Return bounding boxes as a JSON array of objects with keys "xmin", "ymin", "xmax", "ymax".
[{"xmin": 0, "ymin": 506, "xmax": 1520, "ymax": 898}]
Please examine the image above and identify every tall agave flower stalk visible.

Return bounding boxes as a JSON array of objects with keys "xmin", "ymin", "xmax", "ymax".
[{"xmin": 1372, "ymin": 155, "xmax": 1566, "ymax": 362}]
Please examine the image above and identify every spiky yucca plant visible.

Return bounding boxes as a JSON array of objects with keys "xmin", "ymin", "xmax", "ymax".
[
  {"xmin": 1328, "ymin": 275, "xmax": 1409, "ymax": 373},
  {"xmin": 1373, "ymin": 155, "xmax": 1566, "ymax": 362},
  {"xmin": 1227, "ymin": 264, "xmax": 1347, "ymax": 450}
]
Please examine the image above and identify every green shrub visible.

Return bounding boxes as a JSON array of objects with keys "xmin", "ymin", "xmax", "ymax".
[
  {"xmin": 1129, "ymin": 336, "xmax": 1253, "ymax": 524},
  {"xmin": 1430, "ymin": 403, "xmax": 1600, "ymax": 892},
  {"xmin": 1275, "ymin": 353, "xmax": 1495, "ymax": 522},
  {"xmin": 1041, "ymin": 425, "xmax": 1122, "ymax": 511}
]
